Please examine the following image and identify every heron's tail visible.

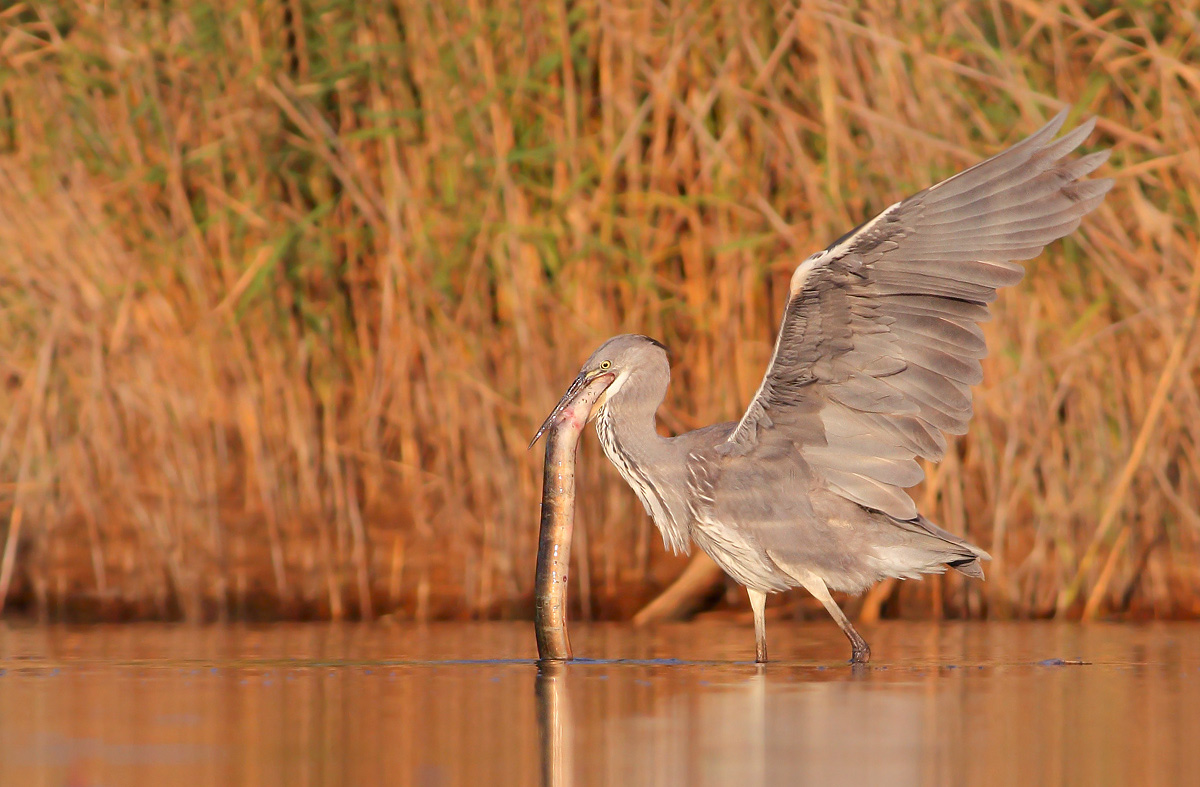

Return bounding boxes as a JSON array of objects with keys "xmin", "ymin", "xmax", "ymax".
[
  {"xmin": 947, "ymin": 555, "xmax": 985, "ymax": 579},
  {"xmin": 891, "ymin": 514, "xmax": 991, "ymax": 580}
]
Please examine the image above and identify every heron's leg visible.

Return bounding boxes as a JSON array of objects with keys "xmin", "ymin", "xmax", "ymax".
[
  {"xmin": 798, "ymin": 574, "xmax": 870, "ymax": 664},
  {"xmin": 747, "ymin": 588, "xmax": 768, "ymax": 663}
]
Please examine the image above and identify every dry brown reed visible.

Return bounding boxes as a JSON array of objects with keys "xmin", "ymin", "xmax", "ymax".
[{"xmin": 0, "ymin": 0, "xmax": 1198, "ymax": 621}]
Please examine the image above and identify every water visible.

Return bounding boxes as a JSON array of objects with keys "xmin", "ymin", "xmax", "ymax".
[{"xmin": 0, "ymin": 621, "xmax": 1197, "ymax": 786}]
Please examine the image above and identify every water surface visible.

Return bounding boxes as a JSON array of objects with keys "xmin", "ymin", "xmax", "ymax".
[{"xmin": 0, "ymin": 621, "xmax": 1197, "ymax": 786}]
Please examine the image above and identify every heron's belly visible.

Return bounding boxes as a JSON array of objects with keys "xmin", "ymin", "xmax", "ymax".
[
  {"xmin": 689, "ymin": 507, "xmax": 906, "ymax": 595},
  {"xmin": 689, "ymin": 517, "xmax": 790, "ymax": 593}
]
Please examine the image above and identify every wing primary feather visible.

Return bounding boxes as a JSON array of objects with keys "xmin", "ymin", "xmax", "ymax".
[{"xmin": 921, "ymin": 111, "xmax": 1073, "ymax": 209}]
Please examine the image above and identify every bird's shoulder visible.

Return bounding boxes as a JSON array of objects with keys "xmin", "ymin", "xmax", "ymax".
[
  {"xmin": 670, "ymin": 423, "xmax": 737, "ymax": 512},
  {"xmin": 675, "ymin": 425, "xmax": 820, "ymax": 522}
]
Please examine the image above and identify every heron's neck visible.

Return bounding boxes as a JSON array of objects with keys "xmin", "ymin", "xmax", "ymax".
[{"xmin": 595, "ymin": 378, "xmax": 691, "ymax": 554}]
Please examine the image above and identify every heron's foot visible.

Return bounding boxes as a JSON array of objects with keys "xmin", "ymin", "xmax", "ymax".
[{"xmin": 850, "ymin": 642, "xmax": 871, "ymax": 664}]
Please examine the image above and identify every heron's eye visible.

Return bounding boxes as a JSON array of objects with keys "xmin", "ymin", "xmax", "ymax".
[{"xmin": 600, "ymin": 361, "xmax": 611, "ymax": 370}]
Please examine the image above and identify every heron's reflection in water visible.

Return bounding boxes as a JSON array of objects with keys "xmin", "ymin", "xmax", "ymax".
[
  {"xmin": 532, "ymin": 658, "xmax": 926, "ymax": 787},
  {"xmin": 536, "ymin": 660, "xmax": 574, "ymax": 787},
  {"xmin": 534, "ymin": 661, "xmax": 775, "ymax": 787}
]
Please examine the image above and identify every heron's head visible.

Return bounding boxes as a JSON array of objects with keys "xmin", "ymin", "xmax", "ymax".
[{"xmin": 530, "ymin": 334, "xmax": 669, "ymax": 448}]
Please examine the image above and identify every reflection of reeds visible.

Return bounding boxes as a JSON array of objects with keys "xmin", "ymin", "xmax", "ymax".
[{"xmin": 0, "ymin": 2, "xmax": 1197, "ymax": 621}]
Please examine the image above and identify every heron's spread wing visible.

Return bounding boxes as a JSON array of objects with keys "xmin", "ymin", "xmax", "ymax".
[{"xmin": 724, "ymin": 111, "xmax": 1112, "ymax": 519}]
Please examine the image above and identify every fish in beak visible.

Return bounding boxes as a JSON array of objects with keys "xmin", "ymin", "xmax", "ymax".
[{"xmin": 529, "ymin": 370, "xmax": 617, "ymax": 449}]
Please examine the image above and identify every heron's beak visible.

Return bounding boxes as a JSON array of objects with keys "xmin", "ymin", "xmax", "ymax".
[{"xmin": 529, "ymin": 370, "xmax": 617, "ymax": 449}]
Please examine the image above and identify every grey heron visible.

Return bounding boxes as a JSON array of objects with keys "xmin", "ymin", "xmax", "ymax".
[{"xmin": 532, "ymin": 111, "xmax": 1111, "ymax": 663}]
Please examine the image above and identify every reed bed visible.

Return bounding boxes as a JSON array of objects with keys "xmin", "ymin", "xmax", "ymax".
[{"xmin": 0, "ymin": 0, "xmax": 1197, "ymax": 621}]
